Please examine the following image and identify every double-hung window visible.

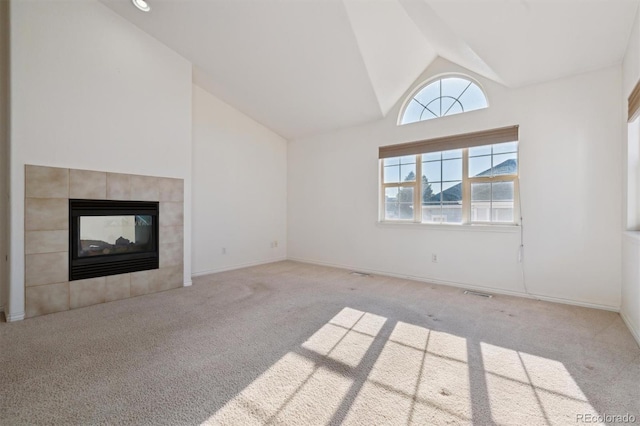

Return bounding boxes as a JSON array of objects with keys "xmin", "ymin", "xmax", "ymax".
[{"xmin": 380, "ymin": 126, "xmax": 519, "ymax": 225}]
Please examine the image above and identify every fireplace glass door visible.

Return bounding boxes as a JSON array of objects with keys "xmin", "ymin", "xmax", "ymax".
[
  {"xmin": 70, "ymin": 200, "xmax": 159, "ymax": 280},
  {"xmin": 78, "ymin": 215, "xmax": 154, "ymax": 257}
]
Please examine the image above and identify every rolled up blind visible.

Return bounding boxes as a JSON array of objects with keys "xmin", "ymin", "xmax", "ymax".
[
  {"xmin": 629, "ymin": 80, "xmax": 640, "ymax": 122},
  {"xmin": 379, "ymin": 125, "xmax": 519, "ymax": 159}
]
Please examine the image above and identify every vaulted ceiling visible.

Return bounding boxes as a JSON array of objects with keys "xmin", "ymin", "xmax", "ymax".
[{"xmin": 100, "ymin": 0, "xmax": 639, "ymax": 139}]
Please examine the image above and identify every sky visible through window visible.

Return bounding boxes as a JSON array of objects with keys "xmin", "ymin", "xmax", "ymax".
[
  {"xmin": 384, "ymin": 143, "xmax": 517, "ymax": 191},
  {"xmin": 383, "ymin": 142, "xmax": 518, "ymax": 223},
  {"xmin": 401, "ymin": 77, "xmax": 488, "ymax": 125}
]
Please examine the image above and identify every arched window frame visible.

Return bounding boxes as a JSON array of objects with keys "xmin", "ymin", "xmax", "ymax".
[{"xmin": 398, "ymin": 73, "xmax": 489, "ymax": 126}]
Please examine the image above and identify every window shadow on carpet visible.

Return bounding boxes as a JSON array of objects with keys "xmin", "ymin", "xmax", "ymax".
[{"xmin": 203, "ymin": 307, "xmax": 604, "ymax": 425}]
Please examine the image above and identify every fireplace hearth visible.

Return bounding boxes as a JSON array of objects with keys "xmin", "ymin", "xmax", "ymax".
[{"xmin": 69, "ymin": 199, "xmax": 159, "ymax": 281}]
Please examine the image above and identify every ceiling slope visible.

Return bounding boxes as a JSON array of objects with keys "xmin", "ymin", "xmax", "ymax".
[
  {"xmin": 342, "ymin": 0, "xmax": 438, "ymax": 117},
  {"xmin": 399, "ymin": 0, "xmax": 504, "ymax": 85},
  {"xmin": 98, "ymin": 0, "xmax": 639, "ymax": 139},
  {"xmin": 101, "ymin": 0, "xmax": 382, "ymax": 139},
  {"xmin": 425, "ymin": 0, "xmax": 639, "ymax": 88}
]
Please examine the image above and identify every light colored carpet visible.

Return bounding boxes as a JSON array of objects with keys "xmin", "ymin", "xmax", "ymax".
[{"xmin": 1, "ymin": 261, "xmax": 638, "ymax": 425}]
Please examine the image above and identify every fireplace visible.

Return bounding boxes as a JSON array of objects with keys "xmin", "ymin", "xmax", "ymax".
[{"xmin": 69, "ymin": 199, "xmax": 159, "ymax": 281}]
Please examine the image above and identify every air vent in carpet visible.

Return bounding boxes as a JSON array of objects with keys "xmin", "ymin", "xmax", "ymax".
[{"xmin": 464, "ymin": 290, "xmax": 493, "ymax": 298}]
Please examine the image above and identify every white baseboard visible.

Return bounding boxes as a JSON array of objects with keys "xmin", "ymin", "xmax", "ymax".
[
  {"xmin": 183, "ymin": 280, "xmax": 193, "ymax": 287},
  {"xmin": 530, "ymin": 294, "xmax": 619, "ymax": 312},
  {"xmin": 287, "ymin": 257, "xmax": 620, "ymax": 313},
  {"xmin": 621, "ymin": 310, "xmax": 640, "ymax": 348},
  {"xmin": 6, "ymin": 310, "xmax": 25, "ymax": 322},
  {"xmin": 192, "ymin": 257, "xmax": 288, "ymax": 278}
]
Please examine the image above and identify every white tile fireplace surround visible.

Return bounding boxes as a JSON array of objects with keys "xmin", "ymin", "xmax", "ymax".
[{"xmin": 24, "ymin": 165, "xmax": 184, "ymax": 318}]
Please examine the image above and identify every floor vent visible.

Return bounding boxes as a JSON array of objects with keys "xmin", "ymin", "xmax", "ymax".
[
  {"xmin": 350, "ymin": 271, "xmax": 371, "ymax": 277},
  {"xmin": 464, "ymin": 290, "xmax": 493, "ymax": 298}
]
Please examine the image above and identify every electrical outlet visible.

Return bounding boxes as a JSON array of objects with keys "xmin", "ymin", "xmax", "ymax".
[{"xmin": 431, "ymin": 254, "xmax": 438, "ymax": 263}]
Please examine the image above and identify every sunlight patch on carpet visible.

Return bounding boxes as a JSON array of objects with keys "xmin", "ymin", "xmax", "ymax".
[
  {"xmin": 203, "ymin": 307, "xmax": 602, "ymax": 425},
  {"xmin": 481, "ymin": 342, "xmax": 600, "ymax": 425}
]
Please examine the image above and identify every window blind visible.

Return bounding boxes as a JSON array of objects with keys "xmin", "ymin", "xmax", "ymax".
[
  {"xmin": 378, "ymin": 125, "xmax": 519, "ymax": 159},
  {"xmin": 629, "ymin": 79, "xmax": 640, "ymax": 122}
]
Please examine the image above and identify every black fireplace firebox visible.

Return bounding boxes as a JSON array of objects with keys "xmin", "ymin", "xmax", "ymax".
[{"xmin": 69, "ymin": 199, "xmax": 159, "ymax": 281}]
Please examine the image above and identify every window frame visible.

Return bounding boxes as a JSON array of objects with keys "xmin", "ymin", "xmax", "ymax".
[
  {"xmin": 398, "ymin": 74, "xmax": 489, "ymax": 126},
  {"xmin": 380, "ymin": 159, "xmax": 423, "ymax": 222},
  {"xmin": 379, "ymin": 147, "xmax": 520, "ymax": 226}
]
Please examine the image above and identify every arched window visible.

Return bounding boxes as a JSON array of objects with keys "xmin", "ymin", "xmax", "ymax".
[{"xmin": 400, "ymin": 76, "xmax": 488, "ymax": 125}]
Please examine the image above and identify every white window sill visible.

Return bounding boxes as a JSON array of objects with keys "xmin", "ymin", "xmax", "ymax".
[
  {"xmin": 624, "ymin": 231, "xmax": 640, "ymax": 243},
  {"xmin": 376, "ymin": 221, "xmax": 520, "ymax": 233}
]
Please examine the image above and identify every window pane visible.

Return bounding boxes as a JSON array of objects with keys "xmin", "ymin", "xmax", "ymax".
[
  {"xmin": 470, "ymin": 181, "xmax": 515, "ymax": 223},
  {"xmin": 440, "ymin": 96, "xmax": 456, "ymax": 117},
  {"xmin": 492, "ymin": 181, "xmax": 514, "ymax": 201},
  {"xmin": 385, "ymin": 187, "xmax": 399, "ymax": 201},
  {"xmin": 493, "ymin": 142, "xmax": 518, "ymax": 154},
  {"xmin": 423, "ymin": 181, "xmax": 441, "ymax": 203},
  {"xmin": 441, "ymin": 77, "xmax": 470, "ymax": 99},
  {"xmin": 401, "ymin": 78, "xmax": 487, "ymax": 125},
  {"xmin": 442, "ymin": 203, "xmax": 463, "ymax": 223},
  {"xmin": 398, "ymin": 187, "xmax": 414, "ymax": 203},
  {"xmin": 469, "ymin": 156, "xmax": 492, "ymax": 177},
  {"xmin": 425, "ymin": 99, "xmax": 440, "ymax": 118},
  {"xmin": 385, "ymin": 203, "xmax": 399, "ymax": 220},
  {"xmin": 442, "ymin": 159, "xmax": 462, "ymax": 181},
  {"xmin": 399, "ymin": 203, "xmax": 414, "ymax": 220},
  {"xmin": 414, "ymin": 80, "xmax": 440, "ymax": 106},
  {"xmin": 441, "ymin": 181, "xmax": 462, "ymax": 202},
  {"xmin": 423, "ymin": 161, "xmax": 441, "ymax": 183},
  {"xmin": 401, "ymin": 164, "xmax": 416, "ymax": 182},
  {"xmin": 401, "ymin": 100, "xmax": 425, "ymax": 125},
  {"xmin": 471, "ymin": 182, "xmax": 491, "ymax": 222},
  {"xmin": 469, "ymin": 145, "xmax": 492, "ymax": 157},
  {"xmin": 492, "ymin": 181, "xmax": 514, "ymax": 222},
  {"xmin": 457, "ymin": 83, "xmax": 488, "ymax": 111},
  {"xmin": 444, "ymin": 102, "xmax": 463, "ymax": 116},
  {"xmin": 422, "ymin": 152, "xmax": 441, "ymax": 162},
  {"xmin": 471, "ymin": 182, "xmax": 491, "ymax": 201},
  {"xmin": 422, "ymin": 203, "xmax": 442, "ymax": 223},
  {"xmin": 400, "ymin": 155, "xmax": 415, "ymax": 165},
  {"xmin": 383, "ymin": 157, "xmax": 400, "ymax": 166},
  {"xmin": 384, "ymin": 186, "xmax": 410, "ymax": 221},
  {"xmin": 398, "ymin": 187, "xmax": 414, "ymax": 220},
  {"xmin": 384, "ymin": 165, "xmax": 400, "ymax": 183},
  {"xmin": 421, "ymin": 106, "xmax": 439, "ymax": 120},
  {"xmin": 471, "ymin": 203, "xmax": 491, "ymax": 222},
  {"xmin": 492, "ymin": 153, "xmax": 518, "ymax": 176},
  {"xmin": 492, "ymin": 205, "xmax": 514, "ymax": 223},
  {"xmin": 442, "ymin": 149, "xmax": 462, "ymax": 159}
]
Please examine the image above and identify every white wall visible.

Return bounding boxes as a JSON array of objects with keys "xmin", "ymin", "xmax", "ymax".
[
  {"xmin": 8, "ymin": 0, "xmax": 193, "ymax": 320},
  {"xmin": 622, "ymin": 7, "xmax": 640, "ymax": 345},
  {"xmin": 192, "ymin": 85, "xmax": 287, "ymax": 275},
  {"xmin": 0, "ymin": 0, "xmax": 8, "ymax": 315},
  {"xmin": 622, "ymin": 235, "xmax": 640, "ymax": 344},
  {"xmin": 288, "ymin": 58, "xmax": 622, "ymax": 310}
]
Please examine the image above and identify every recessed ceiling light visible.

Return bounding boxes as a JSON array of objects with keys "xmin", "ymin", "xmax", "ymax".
[{"xmin": 132, "ymin": 0, "xmax": 151, "ymax": 12}]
